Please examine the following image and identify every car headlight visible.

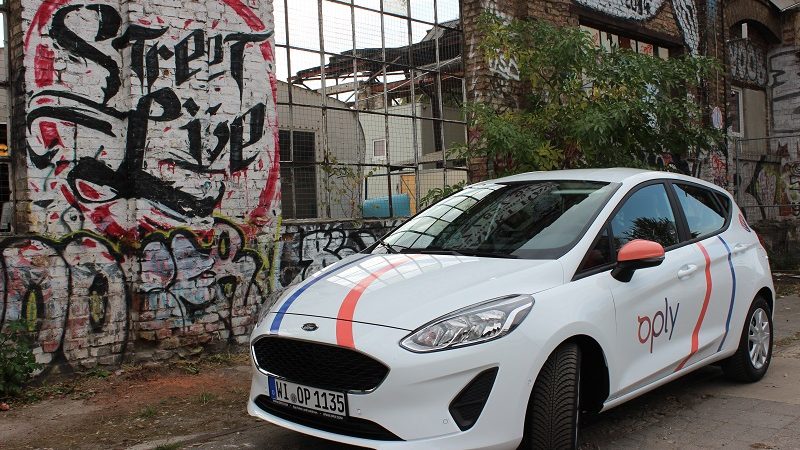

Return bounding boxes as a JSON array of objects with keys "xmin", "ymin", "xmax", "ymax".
[{"xmin": 400, "ymin": 294, "xmax": 534, "ymax": 353}]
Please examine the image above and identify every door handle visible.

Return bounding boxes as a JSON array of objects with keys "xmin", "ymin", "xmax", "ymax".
[
  {"xmin": 732, "ymin": 243, "xmax": 749, "ymax": 255},
  {"xmin": 677, "ymin": 264, "xmax": 699, "ymax": 279}
]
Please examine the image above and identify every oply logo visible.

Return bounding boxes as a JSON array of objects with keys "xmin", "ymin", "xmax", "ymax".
[{"xmin": 638, "ymin": 298, "xmax": 680, "ymax": 353}]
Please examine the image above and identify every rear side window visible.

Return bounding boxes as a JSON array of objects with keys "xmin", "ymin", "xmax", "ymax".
[
  {"xmin": 610, "ymin": 184, "xmax": 679, "ymax": 250},
  {"xmin": 715, "ymin": 192, "xmax": 732, "ymax": 215},
  {"xmin": 673, "ymin": 184, "xmax": 726, "ymax": 239}
]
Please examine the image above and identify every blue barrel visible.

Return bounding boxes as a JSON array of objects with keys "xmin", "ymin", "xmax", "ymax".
[{"xmin": 363, "ymin": 194, "xmax": 411, "ymax": 218}]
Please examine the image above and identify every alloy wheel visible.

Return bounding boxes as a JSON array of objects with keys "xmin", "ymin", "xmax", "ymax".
[{"xmin": 748, "ymin": 308, "xmax": 771, "ymax": 370}]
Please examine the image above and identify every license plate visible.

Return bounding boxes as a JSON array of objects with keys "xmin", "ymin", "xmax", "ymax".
[{"xmin": 268, "ymin": 376, "xmax": 348, "ymax": 418}]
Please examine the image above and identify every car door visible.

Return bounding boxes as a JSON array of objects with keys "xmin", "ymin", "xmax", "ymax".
[
  {"xmin": 605, "ymin": 182, "xmax": 707, "ymax": 395},
  {"xmin": 668, "ymin": 182, "xmax": 733, "ymax": 363}
]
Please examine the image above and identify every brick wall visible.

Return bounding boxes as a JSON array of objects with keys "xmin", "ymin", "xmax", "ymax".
[{"xmin": 1, "ymin": 0, "xmax": 281, "ymax": 371}]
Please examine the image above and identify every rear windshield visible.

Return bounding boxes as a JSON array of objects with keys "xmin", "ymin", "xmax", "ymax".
[{"xmin": 378, "ymin": 180, "xmax": 619, "ymax": 259}]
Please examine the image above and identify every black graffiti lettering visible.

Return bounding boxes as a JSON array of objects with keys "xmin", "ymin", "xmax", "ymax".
[
  {"xmin": 122, "ymin": 88, "xmax": 183, "ymax": 173},
  {"xmin": 224, "ymin": 32, "xmax": 273, "ymax": 98},
  {"xmin": 210, "ymin": 121, "xmax": 230, "ymax": 163},
  {"xmin": 50, "ymin": 5, "xmax": 122, "ymax": 104},
  {"xmin": 176, "ymin": 29, "xmax": 205, "ymax": 85},
  {"xmin": 27, "ymin": 144, "xmax": 59, "ymax": 170},
  {"xmin": 114, "ymin": 25, "xmax": 170, "ymax": 92},
  {"xmin": 27, "ymin": 105, "xmax": 117, "ymax": 137},
  {"xmin": 180, "ymin": 119, "xmax": 203, "ymax": 165},
  {"xmin": 230, "ymin": 103, "xmax": 266, "ymax": 172},
  {"xmin": 209, "ymin": 35, "xmax": 224, "ymax": 66},
  {"xmin": 32, "ymin": 11, "xmax": 273, "ymax": 219},
  {"xmin": 208, "ymin": 34, "xmax": 225, "ymax": 80}
]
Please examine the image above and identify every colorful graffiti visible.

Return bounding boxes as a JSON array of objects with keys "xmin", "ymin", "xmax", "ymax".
[
  {"xmin": 25, "ymin": 0, "xmax": 280, "ymax": 239},
  {"xmin": 0, "ymin": 218, "xmax": 265, "ymax": 369},
  {"xmin": 1, "ymin": 0, "xmax": 280, "ymax": 370},
  {"xmin": 0, "ymin": 232, "xmax": 128, "ymax": 368}
]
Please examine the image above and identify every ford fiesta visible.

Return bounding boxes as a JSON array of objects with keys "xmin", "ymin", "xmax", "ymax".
[{"xmin": 248, "ymin": 168, "xmax": 774, "ymax": 449}]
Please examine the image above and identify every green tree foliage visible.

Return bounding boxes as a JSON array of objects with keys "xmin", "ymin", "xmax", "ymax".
[
  {"xmin": 460, "ymin": 14, "xmax": 723, "ymax": 176},
  {"xmin": 0, "ymin": 322, "xmax": 41, "ymax": 398}
]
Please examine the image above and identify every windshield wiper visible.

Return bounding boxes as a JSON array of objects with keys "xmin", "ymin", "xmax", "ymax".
[
  {"xmin": 374, "ymin": 237, "xmax": 399, "ymax": 254},
  {"xmin": 451, "ymin": 248, "xmax": 519, "ymax": 259},
  {"xmin": 401, "ymin": 247, "xmax": 518, "ymax": 259}
]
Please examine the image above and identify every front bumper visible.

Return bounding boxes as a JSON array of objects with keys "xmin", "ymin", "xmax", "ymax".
[{"xmin": 247, "ymin": 313, "xmax": 539, "ymax": 450}]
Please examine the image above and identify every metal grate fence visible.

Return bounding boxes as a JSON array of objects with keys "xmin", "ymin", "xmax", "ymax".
[{"xmin": 274, "ymin": 0, "xmax": 469, "ymax": 220}]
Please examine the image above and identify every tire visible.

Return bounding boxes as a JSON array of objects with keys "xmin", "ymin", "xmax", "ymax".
[
  {"xmin": 721, "ymin": 296, "xmax": 773, "ymax": 382},
  {"xmin": 521, "ymin": 342, "xmax": 581, "ymax": 450}
]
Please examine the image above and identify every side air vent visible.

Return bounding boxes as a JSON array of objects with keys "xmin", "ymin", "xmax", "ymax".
[{"xmin": 449, "ymin": 367, "xmax": 499, "ymax": 431}]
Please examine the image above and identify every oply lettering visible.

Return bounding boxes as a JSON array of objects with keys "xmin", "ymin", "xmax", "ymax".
[{"xmin": 638, "ymin": 298, "xmax": 680, "ymax": 353}]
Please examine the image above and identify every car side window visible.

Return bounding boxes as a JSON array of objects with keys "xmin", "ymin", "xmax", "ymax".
[
  {"xmin": 673, "ymin": 183, "xmax": 726, "ymax": 239},
  {"xmin": 610, "ymin": 184, "xmax": 679, "ymax": 251},
  {"xmin": 578, "ymin": 225, "xmax": 613, "ymax": 272}
]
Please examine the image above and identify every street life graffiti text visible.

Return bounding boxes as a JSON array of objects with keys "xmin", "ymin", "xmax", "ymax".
[{"xmin": 25, "ymin": 0, "xmax": 280, "ymax": 240}]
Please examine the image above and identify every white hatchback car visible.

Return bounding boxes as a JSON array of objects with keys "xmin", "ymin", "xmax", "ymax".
[{"xmin": 248, "ymin": 168, "xmax": 774, "ymax": 450}]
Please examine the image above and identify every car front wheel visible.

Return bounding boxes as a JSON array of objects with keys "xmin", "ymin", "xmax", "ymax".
[
  {"xmin": 521, "ymin": 342, "xmax": 581, "ymax": 450},
  {"xmin": 722, "ymin": 296, "xmax": 773, "ymax": 382}
]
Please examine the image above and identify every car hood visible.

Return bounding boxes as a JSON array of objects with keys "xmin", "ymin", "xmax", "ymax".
[{"xmin": 269, "ymin": 252, "xmax": 564, "ymax": 331}]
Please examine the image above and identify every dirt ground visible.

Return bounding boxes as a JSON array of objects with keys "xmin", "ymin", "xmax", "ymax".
[
  {"xmin": 2, "ymin": 275, "xmax": 800, "ymax": 450},
  {"xmin": 0, "ymin": 354, "xmax": 259, "ymax": 450}
]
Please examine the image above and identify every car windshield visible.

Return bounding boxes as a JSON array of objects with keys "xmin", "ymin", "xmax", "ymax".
[{"xmin": 377, "ymin": 180, "xmax": 619, "ymax": 259}]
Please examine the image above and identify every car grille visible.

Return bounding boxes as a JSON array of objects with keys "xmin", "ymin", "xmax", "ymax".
[
  {"xmin": 449, "ymin": 367, "xmax": 499, "ymax": 431},
  {"xmin": 252, "ymin": 336, "xmax": 389, "ymax": 392},
  {"xmin": 254, "ymin": 395, "xmax": 403, "ymax": 441}
]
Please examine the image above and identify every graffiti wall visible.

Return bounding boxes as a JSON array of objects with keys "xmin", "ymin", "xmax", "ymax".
[
  {"xmin": 0, "ymin": 0, "xmax": 281, "ymax": 370},
  {"xmin": 768, "ymin": 47, "xmax": 800, "ymax": 218},
  {"xmin": 278, "ymin": 220, "xmax": 400, "ymax": 288},
  {"xmin": 728, "ymin": 39, "xmax": 768, "ymax": 88}
]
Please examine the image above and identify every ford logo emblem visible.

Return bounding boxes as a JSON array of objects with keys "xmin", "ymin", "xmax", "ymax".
[{"xmin": 302, "ymin": 323, "xmax": 318, "ymax": 332}]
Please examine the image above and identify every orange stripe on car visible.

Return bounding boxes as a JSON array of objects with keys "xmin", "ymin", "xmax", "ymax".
[
  {"xmin": 336, "ymin": 254, "xmax": 423, "ymax": 348},
  {"xmin": 675, "ymin": 242, "xmax": 713, "ymax": 371}
]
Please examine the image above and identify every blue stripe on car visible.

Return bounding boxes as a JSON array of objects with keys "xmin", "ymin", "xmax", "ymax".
[
  {"xmin": 717, "ymin": 236, "xmax": 737, "ymax": 352},
  {"xmin": 269, "ymin": 254, "xmax": 371, "ymax": 333},
  {"xmin": 268, "ymin": 375, "xmax": 276, "ymax": 398}
]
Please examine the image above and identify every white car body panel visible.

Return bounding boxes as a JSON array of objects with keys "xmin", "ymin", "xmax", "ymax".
[
  {"xmin": 270, "ymin": 254, "xmax": 564, "ymax": 332},
  {"xmin": 248, "ymin": 169, "xmax": 774, "ymax": 449}
]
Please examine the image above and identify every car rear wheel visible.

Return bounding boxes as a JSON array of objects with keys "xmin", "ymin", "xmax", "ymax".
[
  {"xmin": 521, "ymin": 342, "xmax": 581, "ymax": 450},
  {"xmin": 721, "ymin": 296, "xmax": 773, "ymax": 382}
]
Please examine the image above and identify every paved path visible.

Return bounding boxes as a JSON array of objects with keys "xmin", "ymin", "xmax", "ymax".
[{"xmin": 176, "ymin": 295, "xmax": 800, "ymax": 450}]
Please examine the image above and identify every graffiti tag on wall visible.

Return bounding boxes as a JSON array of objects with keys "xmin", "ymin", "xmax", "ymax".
[
  {"xmin": 479, "ymin": 0, "xmax": 520, "ymax": 82},
  {"xmin": 767, "ymin": 47, "xmax": 800, "ymax": 217},
  {"xmin": 0, "ymin": 218, "xmax": 264, "ymax": 368},
  {"xmin": 279, "ymin": 220, "xmax": 401, "ymax": 287},
  {"xmin": 728, "ymin": 39, "xmax": 768, "ymax": 88},
  {"xmin": 769, "ymin": 49, "xmax": 800, "ymax": 134}
]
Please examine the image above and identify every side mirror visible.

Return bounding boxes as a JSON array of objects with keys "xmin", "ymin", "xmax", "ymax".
[{"xmin": 611, "ymin": 239, "xmax": 665, "ymax": 282}]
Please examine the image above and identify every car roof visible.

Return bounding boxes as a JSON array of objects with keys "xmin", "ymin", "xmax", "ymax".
[{"xmin": 481, "ymin": 168, "xmax": 729, "ymax": 195}]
